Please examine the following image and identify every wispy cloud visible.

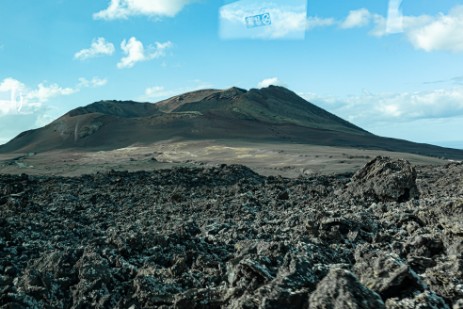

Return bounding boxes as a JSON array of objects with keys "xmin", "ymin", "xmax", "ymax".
[
  {"xmin": 0, "ymin": 76, "xmax": 108, "ymax": 116},
  {"xmin": 94, "ymin": 0, "xmax": 194, "ymax": 20},
  {"xmin": 145, "ymin": 86, "xmax": 167, "ymax": 98},
  {"xmin": 267, "ymin": 9, "xmax": 306, "ymax": 37},
  {"xmin": 0, "ymin": 81, "xmax": 74, "ymax": 118},
  {"xmin": 0, "ymin": 76, "xmax": 109, "ymax": 144},
  {"xmin": 306, "ymin": 16, "xmax": 335, "ymax": 31},
  {"xmin": 423, "ymin": 76, "xmax": 463, "ymax": 85},
  {"xmin": 302, "ymin": 86, "xmax": 463, "ymax": 125},
  {"xmin": 26, "ymin": 83, "xmax": 76, "ymax": 103},
  {"xmin": 77, "ymin": 77, "xmax": 108, "ymax": 88},
  {"xmin": 74, "ymin": 37, "xmax": 115, "ymax": 60},
  {"xmin": 337, "ymin": 5, "xmax": 463, "ymax": 53},
  {"xmin": 117, "ymin": 37, "xmax": 172, "ymax": 69},
  {"xmin": 340, "ymin": 9, "xmax": 372, "ymax": 29}
]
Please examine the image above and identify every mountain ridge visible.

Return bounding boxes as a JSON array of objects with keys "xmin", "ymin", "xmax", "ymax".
[{"xmin": 1, "ymin": 86, "xmax": 463, "ymax": 160}]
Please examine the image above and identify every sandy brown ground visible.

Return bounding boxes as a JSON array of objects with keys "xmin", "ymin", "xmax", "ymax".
[{"xmin": 0, "ymin": 140, "xmax": 451, "ymax": 177}]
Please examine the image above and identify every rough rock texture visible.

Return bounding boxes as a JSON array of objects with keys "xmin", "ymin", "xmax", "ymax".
[
  {"xmin": 1, "ymin": 157, "xmax": 463, "ymax": 308},
  {"xmin": 385, "ymin": 291, "xmax": 450, "ymax": 309},
  {"xmin": 353, "ymin": 248, "xmax": 427, "ymax": 300},
  {"xmin": 308, "ymin": 268, "xmax": 385, "ymax": 309},
  {"xmin": 346, "ymin": 156, "xmax": 419, "ymax": 202}
]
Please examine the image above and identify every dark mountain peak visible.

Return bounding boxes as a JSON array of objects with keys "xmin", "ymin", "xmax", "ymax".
[
  {"xmin": 224, "ymin": 86, "xmax": 247, "ymax": 94},
  {"xmin": 156, "ymin": 87, "xmax": 248, "ymax": 113},
  {"xmin": 253, "ymin": 85, "xmax": 301, "ymax": 100},
  {"xmin": 2, "ymin": 86, "xmax": 463, "ymax": 161},
  {"xmin": 156, "ymin": 89, "xmax": 221, "ymax": 112},
  {"xmin": 263, "ymin": 84, "xmax": 291, "ymax": 92},
  {"xmin": 171, "ymin": 89, "xmax": 220, "ymax": 102},
  {"xmin": 201, "ymin": 87, "xmax": 247, "ymax": 102}
]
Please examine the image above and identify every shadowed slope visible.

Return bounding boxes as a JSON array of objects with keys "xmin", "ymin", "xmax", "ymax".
[{"xmin": 1, "ymin": 86, "xmax": 462, "ymax": 160}]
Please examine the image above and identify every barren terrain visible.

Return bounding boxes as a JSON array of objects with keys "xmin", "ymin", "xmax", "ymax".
[
  {"xmin": 1, "ymin": 156, "xmax": 463, "ymax": 308},
  {"xmin": 0, "ymin": 140, "xmax": 449, "ymax": 178},
  {"xmin": 1, "ymin": 86, "xmax": 462, "ymax": 308}
]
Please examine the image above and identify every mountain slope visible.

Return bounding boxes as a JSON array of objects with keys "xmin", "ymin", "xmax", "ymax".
[
  {"xmin": 68, "ymin": 100, "xmax": 161, "ymax": 118},
  {"xmin": 1, "ymin": 86, "xmax": 462, "ymax": 160}
]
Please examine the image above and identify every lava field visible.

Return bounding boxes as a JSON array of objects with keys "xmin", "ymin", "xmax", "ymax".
[{"xmin": 1, "ymin": 157, "xmax": 463, "ymax": 308}]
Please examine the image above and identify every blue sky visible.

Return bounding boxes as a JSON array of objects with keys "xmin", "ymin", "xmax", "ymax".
[{"xmin": 1, "ymin": 0, "xmax": 463, "ymax": 148}]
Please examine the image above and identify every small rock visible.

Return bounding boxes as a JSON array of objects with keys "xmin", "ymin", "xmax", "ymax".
[
  {"xmin": 308, "ymin": 268, "xmax": 385, "ymax": 309},
  {"xmin": 385, "ymin": 291, "xmax": 450, "ymax": 309},
  {"xmin": 354, "ymin": 249, "xmax": 426, "ymax": 300}
]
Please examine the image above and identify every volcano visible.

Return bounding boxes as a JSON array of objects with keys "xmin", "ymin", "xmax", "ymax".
[{"xmin": 1, "ymin": 86, "xmax": 462, "ymax": 160}]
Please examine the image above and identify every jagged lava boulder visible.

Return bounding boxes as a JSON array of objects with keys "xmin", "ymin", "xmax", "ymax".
[{"xmin": 345, "ymin": 156, "xmax": 419, "ymax": 203}]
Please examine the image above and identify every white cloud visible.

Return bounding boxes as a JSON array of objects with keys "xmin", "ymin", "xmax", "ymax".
[
  {"xmin": 0, "ymin": 76, "xmax": 110, "ymax": 145},
  {"xmin": 340, "ymin": 9, "xmax": 372, "ymax": 29},
  {"xmin": 118, "ymin": 37, "xmax": 146, "ymax": 68},
  {"xmin": 74, "ymin": 37, "xmax": 115, "ymax": 60},
  {"xmin": 258, "ymin": 77, "xmax": 283, "ymax": 88},
  {"xmin": 0, "ymin": 78, "xmax": 26, "ymax": 115},
  {"xmin": 270, "ymin": 9, "xmax": 307, "ymax": 38},
  {"xmin": 117, "ymin": 37, "xmax": 172, "ymax": 69},
  {"xmin": 0, "ymin": 76, "xmax": 108, "ymax": 117},
  {"xmin": 339, "ymin": 5, "xmax": 463, "ymax": 53},
  {"xmin": 119, "ymin": 37, "xmax": 145, "ymax": 68},
  {"xmin": 94, "ymin": 0, "xmax": 194, "ymax": 20},
  {"xmin": 0, "ymin": 78, "xmax": 25, "ymax": 93},
  {"xmin": 406, "ymin": 6, "xmax": 463, "ymax": 52}
]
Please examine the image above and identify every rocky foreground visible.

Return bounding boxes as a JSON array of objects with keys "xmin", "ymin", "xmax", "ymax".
[{"xmin": 1, "ymin": 157, "xmax": 463, "ymax": 308}]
